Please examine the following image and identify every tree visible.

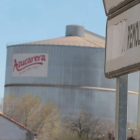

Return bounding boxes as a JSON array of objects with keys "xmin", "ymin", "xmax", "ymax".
[
  {"xmin": 2, "ymin": 94, "xmax": 61, "ymax": 140},
  {"xmin": 64, "ymin": 109, "xmax": 114, "ymax": 140},
  {"xmin": 55, "ymin": 129, "xmax": 81, "ymax": 140},
  {"xmin": 2, "ymin": 94, "xmax": 115, "ymax": 140}
]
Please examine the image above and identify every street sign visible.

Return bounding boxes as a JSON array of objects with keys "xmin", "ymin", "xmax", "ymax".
[
  {"xmin": 105, "ymin": 1, "xmax": 140, "ymax": 78},
  {"xmin": 102, "ymin": 1, "xmax": 139, "ymax": 140},
  {"xmin": 103, "ymin": 0, "xmax": 133, "ymax": 16}
]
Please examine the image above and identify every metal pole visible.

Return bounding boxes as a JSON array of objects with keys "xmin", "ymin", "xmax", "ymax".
[
  {"xmin": 137, "ymin": 71, "xmax": 140, "ymax": 125},
  {"xmin": 115, "ymin": 75, "xmax": 128, "ymax": 140}
]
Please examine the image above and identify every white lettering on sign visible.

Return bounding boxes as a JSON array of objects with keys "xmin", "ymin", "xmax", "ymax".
[{"xmin": 12, "ymin": 54, "xmax": 48, "ymax": 77}]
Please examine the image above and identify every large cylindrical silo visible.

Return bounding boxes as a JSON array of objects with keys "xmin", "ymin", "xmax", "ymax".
[{"xmin": 4, "ymin": 25, "xmax": 139, "ymax": 123}]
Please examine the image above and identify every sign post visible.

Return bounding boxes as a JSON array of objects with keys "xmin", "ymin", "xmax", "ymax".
[
  {"xmin": 115, "ymin": 75, "xmax": 128, "ymax": 140},
  {"xmin": 137, "ymin": 72, "xmax": 140, "ymax": 125},
  {"xmin": 102, "ymin": 0, "xmax": 140, "ymax": 140}
]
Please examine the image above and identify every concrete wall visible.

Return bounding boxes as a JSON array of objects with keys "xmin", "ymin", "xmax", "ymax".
[{"xmin": 0, "ymin": 116, "xmax": 34, "ymax": 140}]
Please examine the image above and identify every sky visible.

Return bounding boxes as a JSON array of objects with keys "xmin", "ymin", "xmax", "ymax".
[{"xmin": 0, "ymin": 0, "xmax": 107, "ymax": 98}]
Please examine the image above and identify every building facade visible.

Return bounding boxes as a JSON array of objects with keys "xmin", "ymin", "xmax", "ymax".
[
  {"xmin": 0, "ymin": 112, "xmax": 35, "ymax": 140},
  {"xmin": 4, "ymin": 25, "xmax": 139, "ymax": 123}
]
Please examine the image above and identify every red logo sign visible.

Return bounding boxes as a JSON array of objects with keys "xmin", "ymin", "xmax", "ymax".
[{"xmin": 13, "ymin": 55, "xmax": 46, "ymax": 72}]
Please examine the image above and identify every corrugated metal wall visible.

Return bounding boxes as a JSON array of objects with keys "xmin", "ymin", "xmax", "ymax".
[
  {"xmin": 6, "ymin": 45, "xmax": 116, "ymax": 88},
  {"xmin": 5, "ymin": 86, "xmax": 138, "ymax": 123},
  {"xmin": 5, "ymin": 44, "xmax": 139, "ymax": 123}
]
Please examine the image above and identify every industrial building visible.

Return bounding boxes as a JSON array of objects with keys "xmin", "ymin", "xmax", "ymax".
[
  {"xmin": 4, "ymin": 25, "xmax": 139, "ymax": 123},
  {"xmin": 0, "ymin": 112, "xmax": 35, "ymax": 140}
]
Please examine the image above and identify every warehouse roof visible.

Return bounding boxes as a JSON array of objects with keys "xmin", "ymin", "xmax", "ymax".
[
  {"xmin": 24, "ymin": 36, "xmax": 105, "ymax": 48},
  {"xmin": 0, "ymin": 112, "xmax": 33, "ymax": 132}
]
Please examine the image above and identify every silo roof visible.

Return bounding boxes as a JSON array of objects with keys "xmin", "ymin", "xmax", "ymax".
[{"xmin": 24, "ymin": 36, "xmax": 105, "ymax": 48}]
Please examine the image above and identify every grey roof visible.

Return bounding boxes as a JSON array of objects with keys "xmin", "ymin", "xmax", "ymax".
[{"xmin": 23, "ymin": 36, "xmax": 105, "ymax": 48}]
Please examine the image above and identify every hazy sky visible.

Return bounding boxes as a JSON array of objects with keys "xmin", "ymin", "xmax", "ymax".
[{"xmin": 0, "ymin": 0, "xmax": 107, "ymax": 98}]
